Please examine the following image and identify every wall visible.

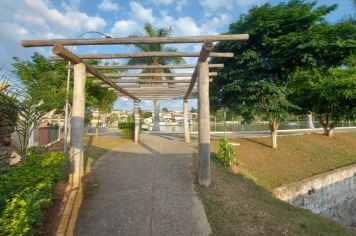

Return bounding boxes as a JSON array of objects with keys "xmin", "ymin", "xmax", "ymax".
[{"xmin": 273, "ymin": 163, "xmax": 356, "ymax": 227}]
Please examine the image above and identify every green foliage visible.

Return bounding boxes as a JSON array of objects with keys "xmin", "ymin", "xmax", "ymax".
[
  {"xmin": 0, "ymin": 77, "xmax": 18, "ymax": 124},
  {"xmin": 141, "ymin": 111, "xmax": 152, "ymax": 119},
  {"xmin": 217, "ymin": 139, "xmax": 237, "ymax": 167},
  {"xmin": 118, "ymin": 122, "xmax": 135, "ymax": 139},
  {"xmin": 290, "ymin": 67, "xmax": 356, "ymax": 124},
  {"xmin": 0, "ymin": 152, "xmax": 64, "ymax": 235},
  {"xmin": 210, "ymin": 0, "xmax": 355, "ymax": 120},
  {"xmin": 26, "ymin": 146, "xmax": 47, "ymax": 156},
  {"xmin": 162, "ymin": 107, "xmax": 169, "ymax": 112},
  {"xmin": 12, "ymin": 53, "xmax": 68, "ymax": 112}
]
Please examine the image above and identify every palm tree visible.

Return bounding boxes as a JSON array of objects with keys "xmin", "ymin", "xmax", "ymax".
[{"xmin": 127, "ymin": 23, "xmax": 185, "ymax": 131}]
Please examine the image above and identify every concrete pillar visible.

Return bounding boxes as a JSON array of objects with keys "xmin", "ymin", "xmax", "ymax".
[
  {"xmin": 183, "ymin": 99, "xmax": 190, "ymax": 143},
  {"xmin": 197, "ymin": 61, "xmax": 211, "ymax": 186},
  {"xmin": 153, "ymin": 99, "xmax": 160, "ymax": 131},
  {"xmin": 70, "ymin": 63, "xmax": 86, "ymax": 187},
  {"xmin": 134, "ymin": 100, "xmax": 140, "ymax": 143}
]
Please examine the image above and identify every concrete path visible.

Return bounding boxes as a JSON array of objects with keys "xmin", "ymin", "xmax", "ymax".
[{"xmin": 75, "ymin": 134, "xmax": 211, "ymax": 236}]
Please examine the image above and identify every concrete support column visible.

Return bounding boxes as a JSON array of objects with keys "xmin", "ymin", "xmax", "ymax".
[
  {"xmin": 183, "ymin": 99, "xmax": 190, "ymax": 143},
  {"xmin": 197, "ymin": 61, "xmax": 211, "ymax": 186},
  {"xmin": 153, "ymin": 99, "xmax": 160, "ymax": 131},
  {"xmin": 134, "ymin": 100, "xmax": 140, "ymax": 143},
  {"xmin": 70, "ymin": 63, "xmax": 86, "ymax": 187}
]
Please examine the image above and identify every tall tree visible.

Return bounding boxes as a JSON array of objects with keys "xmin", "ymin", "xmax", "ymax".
[
  {"xmin": 127, "ymin": 23, "xmax": 185, "ymax": 131},
  {"xmin": 211, "ymin": 0, "xmax": 354, "ymax": 148}
]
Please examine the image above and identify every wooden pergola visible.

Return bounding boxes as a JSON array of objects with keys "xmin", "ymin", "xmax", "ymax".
[{"xmin": 21, "ymin": 34, "xmax": 248, "ymax": 187}]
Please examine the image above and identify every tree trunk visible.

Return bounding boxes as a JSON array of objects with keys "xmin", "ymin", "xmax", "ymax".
[
  {"xmin": 327, "ymin": 122, "xmax": 336, "ymax": 137},
  {"xmin": 307, "ymin": 112, "xmax": 315, "ymax": 129},
  {"xmin": 95, "ymin": 111, "xmax": 101, "ymax": 140},
  {"xmin": 269, "ymin": 118, "xmax": 279, "ymax": 149},
  {"xmin": 318, "ymin": 115, "xmax": 336, "ymax": 137}
]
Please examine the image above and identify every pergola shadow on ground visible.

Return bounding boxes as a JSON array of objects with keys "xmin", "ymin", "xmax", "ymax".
[{"xmin": 21, "ymin": 34, "xmax": 248, "ymax": 235}]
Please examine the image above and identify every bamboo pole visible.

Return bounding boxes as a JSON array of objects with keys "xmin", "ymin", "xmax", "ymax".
[
  {"xmin": 51, "ymin": 43, "xmax": 138, "ymax": 100},
  {"xmin": 22, "ymin": 34, "xmax": 249, "ymax": 47},
  {"xmin": 87, "ymin": 72, "xmax": 217, "ymax": 78},
  {"xmin": 49, "ymin": 51, "xmax": 233, "ymax": 61},
  {"xmin": 67, "ymin": 63, "xmax": 224, "ymax": 70}
]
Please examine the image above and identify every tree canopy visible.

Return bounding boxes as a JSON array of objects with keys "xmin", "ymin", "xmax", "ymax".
[{"xmin": 210, "ymin": 0, "xmax": 356, "ymax": 147}]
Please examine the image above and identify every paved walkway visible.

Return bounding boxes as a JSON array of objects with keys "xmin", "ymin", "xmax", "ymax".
[{"xmin": 75, "ymin": 134, "xmax": 211, "ymax": 236}]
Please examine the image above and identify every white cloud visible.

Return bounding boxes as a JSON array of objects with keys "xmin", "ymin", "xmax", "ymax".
[
  {"xmin": 98, "ymin": 0, "xmax": 119, "ymax": 11},
  {"xmin": 176, "ymin": 0, "xmax": 187, "ymax": 12},
  {"xmin": 147, "ymin": 0, "xmax": 173, "ymax": 5},
  {"xmin": 129, "ymin": 2, "xmax": 154, "ymax": 23},
  {"xmin": 110, "ymin": 20, "xmax": 140, "ymax": 37},
  {"xmin": 199, "ymin": 0, "xmax": 265, "ymax": 11}
]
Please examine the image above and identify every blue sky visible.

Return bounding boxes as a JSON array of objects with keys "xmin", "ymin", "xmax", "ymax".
[{"xmin": 0, "ymin": 0, "xmax": 354, "ymax": 111}]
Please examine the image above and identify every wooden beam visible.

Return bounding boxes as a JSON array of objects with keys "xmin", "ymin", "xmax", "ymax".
[
  {"xmin": 52, "ymin": 43, "xmax": 138, "ymax": 100},
  {"xmin": 49, "ymin": 51, "xmax": 233, "ymax": 61},
  {"xmin": 68, "ymin": 63, "xmax": 224, "ymax": 70},
  {"xmin": 22, "ymin": 34, "xmax": 249, "ymax": 47},
  {"xmin": 184, "ymin": 42, "xmax": 213, "ymax": 100},
  {"xmin": 87, "ymin": 72, "xmax": 217, "ymax": 78},
  {"xmin": 92, "ymin": 79, "xmax": 213, "ymax": 84}
]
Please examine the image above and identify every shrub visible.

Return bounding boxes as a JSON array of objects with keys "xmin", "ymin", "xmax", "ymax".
[
  {"xmin": 0, "ymin": 152, "xmax": 63, "ymax": 235},
  {"xmin": 118, "ymin": 122, "xmax": 134, "ymax": 140},
  {"xmin": 26, "ymin": 146, "xmax": 47, "ymax": 156},
  {"xmin": 217, "ymin": 139, "xmax": 238, "ymax": 167}
]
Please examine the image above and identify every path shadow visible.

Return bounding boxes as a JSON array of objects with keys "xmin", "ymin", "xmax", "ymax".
[
  {"xmin": 139, "ymin": 141, "xmax": 160, "ymax": 155},
  {"xmin": 244, "ymin": 138, "xmax": 271, "ymax": 148}
]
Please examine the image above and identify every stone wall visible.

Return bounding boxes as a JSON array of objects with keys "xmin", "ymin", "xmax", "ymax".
[
  {"xmin": 0, "ymin": 116, "xmax": 15, "ymax": 171},
  {"xmin": 273, "ymin": 163, "xmax": 356, "ymax": 227}
]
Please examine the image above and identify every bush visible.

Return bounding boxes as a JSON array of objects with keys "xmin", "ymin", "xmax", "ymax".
[
  {"xmin": 118, "ymin": 122, "xmax": 134, "ymax": 139},
  {"xmin": 217, "ymin": 139, "xmax": 237, "ymax": 167},
  {"xmin": 26, "ymin": 146, "xmax": 47, "ymax": 156},
  {"xmin": 0, "ymin": 152, "xmax": 64, "ymax": 235}
]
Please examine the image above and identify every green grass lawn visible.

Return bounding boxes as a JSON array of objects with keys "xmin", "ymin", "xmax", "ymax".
[
  {"xmin": 196, "ymin": 132, "xmax": 356, "ymax": 235},
  {"xmin": 194, "ymin": 157, "xmax": 355, "ymax": 236},
  {"xmin": 211, "ymin": 132, "xmax": 356, "ymax": 190}
]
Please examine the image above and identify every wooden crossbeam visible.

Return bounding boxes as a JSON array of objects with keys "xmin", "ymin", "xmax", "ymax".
[
  {"xmin": 184, "ymin": 42, "xmax": 213, "ymax": 100},
  {"xmin": 22, "ymin": 34, "xmax": 249, "ymax": 47},
  {"xmin": 52, "ymin": 43, "xmax": 138, "ymax": 100},
  {"xmin": 49, "ymin": 51, "xmax": 233, "ymax": 61},
  {"xmin": 87, "ymin": 72, "xmax": 217, "ymax": 78},
  {"xmin": 68, "ymin": 63, "xmax": 224, "ymax": 70},
  {"xmin": 92, "ymin": 79, "xmax": 212, "ymax": 84}
]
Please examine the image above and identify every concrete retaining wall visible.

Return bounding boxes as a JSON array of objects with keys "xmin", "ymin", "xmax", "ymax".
[{"xmin": 273, "ymin": 163, "xmax": 356, "ymax": 221}]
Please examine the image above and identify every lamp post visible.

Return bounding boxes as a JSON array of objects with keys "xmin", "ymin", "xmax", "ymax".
[{"xmin": 63, "ymin": 31, "xmax": 111, "ymax": 156}]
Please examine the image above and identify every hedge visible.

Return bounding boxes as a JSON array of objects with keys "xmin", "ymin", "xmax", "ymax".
[
  {"xmin": 118, "ymin": 122, "xmax": 135, "ymax": 139},
  {"xmin": 0, "ymin": 151, "xmax": 64, "ymax": 235}
]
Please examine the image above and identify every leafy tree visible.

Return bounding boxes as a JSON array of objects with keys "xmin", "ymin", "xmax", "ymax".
[
  {"xmin": 290, "ymin": 67, "xmax": 356, "ymax": 137},
  {"xmin": 127, "ymin": 23, "xmax": 185, "ymax": 130},
  {"xmin": 141, "ymin": 111, "xmax": 153, "ymax": 119},
  {"xmin": 12, "ymin": 53, "xmax": 68, "ymax": 112},
  {"xmin": 211, "ymin": 0, "xmax": 354, "ymax": 148},
  {"xmin": 162, "ymin": 107, "xmax": 169, "ymax": 112}
]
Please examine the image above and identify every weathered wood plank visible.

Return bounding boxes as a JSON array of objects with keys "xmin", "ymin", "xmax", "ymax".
[
  {"xmin": 67, "ymin": 63, "xmax": 224, "ymax": 70},
  {"xmin": 22, "ymin": 34, "xmax": 249, "ymax": 47},
  {"xmin": 52, "ymin": 43, "xmax": 138, "ymax": 100},
  {"xmin": 49, "ymin": 51, "xmax": 233, "ymax": 61},
  {"xmin": 87, "ymin": 72, "xmax": 217, "ymax": 78},
  {"xmin": 184, "ymin": 42, "xmax": 213, "ymax": 100}
]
